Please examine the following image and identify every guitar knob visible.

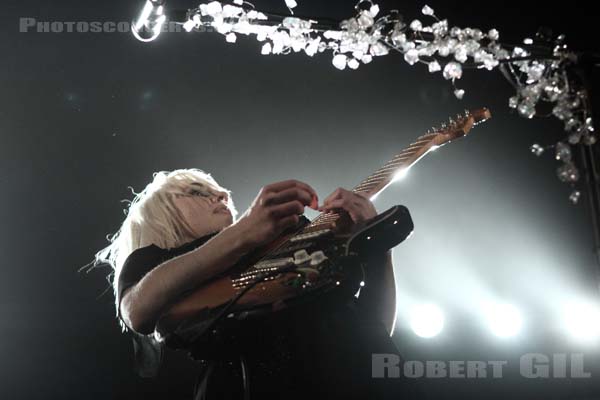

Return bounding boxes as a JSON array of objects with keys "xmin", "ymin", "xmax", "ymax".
[
  {"xmin": 309, "ymin": 251, "xmax": 328, "ymax": 266},
  {"xmin": 293, "ymin": 250, "xmax": 310, "ymax": 265}
]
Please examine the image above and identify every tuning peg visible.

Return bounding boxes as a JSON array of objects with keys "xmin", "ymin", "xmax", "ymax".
[
  {"xmin": 440, "ymin": 122, "xmax": 447, "ymax": 129},
  {"xmin": 448, "ymin": 117, "xmax": 455, "ymax": 125},
  {"xmin": 464, "ymin": 109, "xmax": 470, "ymax": 116}
]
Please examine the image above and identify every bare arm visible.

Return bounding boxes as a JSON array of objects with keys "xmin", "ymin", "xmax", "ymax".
[
  {"xmin": 121, "ymin": 179, "xmax": 319, "ymax": 335},
  {"xmin": 121, "ymin": 222, "xmax": 249, "ymax": 334}
]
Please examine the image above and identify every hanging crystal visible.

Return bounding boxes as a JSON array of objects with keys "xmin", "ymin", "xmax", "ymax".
[
  {"xmin": 404, "ymin": 49, "xmax": 419, "ymax": 65},
  {"xmin": 454, "ymin": 89, "xmax": 465, "ymax": 99},
  {"xmin": 428, "ymin": 60, "xmax": 441, "ymax": 72},
  {"xmin": 530, "ymin": 144, "xmax": 545, "ymax": 156},
  {"xmin": 422, "ymin": 5, "xmax": 435, "ymax": 16},
  {"xmin": 518, "ymin": 102, "xmax": 536, "ymax": 119},
  {"xmin": 347, "ymin": 58, "xmax": 360, "ymax": 69},
  {"xmin": 487, "ymin": 29, "xmax": 499, "ymax": 41},
  {"xmin": 332, "ymin": 53, "xmax": 348, "ymax": 70},
  {"xmin": 569, "ymin": 190, "xmax": 581, "ymax": 205},
  {"xmin": 443, "ymin": 62, "xmax": 462, "ymax": 80},
  {"xmin": 410, "ymin": 19, "xmax": 423, "ymax": 31},
  {"xmin": 181, "ymin": 1, "xmax": 595, "ymax": 203},
  {"xmin": 555, "ymin": 142, "xmax": 571, "ymax": 162},
  {"xmin": 557, "ymin": 162, "xmax": 579, "ymax": 183}
]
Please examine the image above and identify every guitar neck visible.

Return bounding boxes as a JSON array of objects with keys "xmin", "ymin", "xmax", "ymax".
[
  {"xmin": 353, "ymin": 133, "xmax": 439, "ymax": 200},
  {"xmin": 304, "ymin": 134, "xmax": 438, "ymax": 232},
  {"xmin": 303, "ymin": 108, "xmax": 491, "ymax": 232}
]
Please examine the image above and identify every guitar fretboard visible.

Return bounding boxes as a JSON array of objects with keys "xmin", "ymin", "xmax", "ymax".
[{"xmin": 302, "ymin": 132, "xmax": 440, "ymax": 233}]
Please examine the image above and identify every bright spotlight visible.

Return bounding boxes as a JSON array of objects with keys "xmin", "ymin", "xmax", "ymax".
[
  {"xmin": 132, "ymin": 0, "xmax": 168, "ymax": 42},
  {"xmin": 563, "ymin": 301, "xmax": 600, "ymax": 342},
  {"xmin": 392, "ymin": 168, "xmax": 408, "ymax": 182},
  {"xmin": 410, "ymin": 303, "xmax": 444, "ymax": 338},
  {"xmin": 487, "ymin": 303, "xmax": 523, "ymax": 338}
]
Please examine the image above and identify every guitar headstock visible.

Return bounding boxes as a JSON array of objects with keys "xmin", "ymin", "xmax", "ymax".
[{"xmin": 427, "ymin": 108, "xmax": 491, "ymax": 146}]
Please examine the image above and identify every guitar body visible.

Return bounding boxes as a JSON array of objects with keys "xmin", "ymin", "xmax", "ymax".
[{"xmin": 155, "ymin": 205, "xmax": 413, "ymax": 346}]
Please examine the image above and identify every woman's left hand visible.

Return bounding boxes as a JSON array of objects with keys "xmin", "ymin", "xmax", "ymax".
[{"xmin": 318, "ymin": 187, "xmax": 377, "ymax": 223}]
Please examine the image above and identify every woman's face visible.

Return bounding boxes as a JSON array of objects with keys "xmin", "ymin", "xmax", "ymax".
[{"xmin": 171, "ymin": 182, "xmax": 234, "ymax": 239}]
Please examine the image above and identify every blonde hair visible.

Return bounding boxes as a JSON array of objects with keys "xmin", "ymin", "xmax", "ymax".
[{"xmin": 86, "ymin": 168, "xmax": 237, "ymax": 332}]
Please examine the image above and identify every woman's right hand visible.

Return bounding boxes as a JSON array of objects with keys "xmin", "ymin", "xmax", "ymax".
[{"xmin": 234, "ymin": 179, "xmax": 319, "ymax": 251}]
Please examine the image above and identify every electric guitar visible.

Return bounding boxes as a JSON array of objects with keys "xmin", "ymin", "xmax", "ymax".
[{"xmin": 155, "ymin": 108, "xmax": 492, "ymax": 348}]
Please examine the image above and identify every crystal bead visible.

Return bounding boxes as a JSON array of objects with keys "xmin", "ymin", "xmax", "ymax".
[
  {"xmin": 357, "ymin": 11, "xmax": 374, "ymax": 29},
  {"xmin": 443, "ymin": 62, "xmax": 463, "ymax": 80},
  {"xmin": 482, "ymin": 55, "xmax": 499, "ymax": 70},
  {"xmin": 332, "ymin": 54, "xmax": 347, "ymax": 70},
  {"xmin": 410, "ymin": 19, "xmax": 423, "ymax": 31},
  {"xmin": 555, "ymin": 142, "xmax": 571, "ymax": 162},
  {"xmin": 569, "ymin": 190, "xmax": 581, "ymax": 205},
  {"xmin": 261, "ymin": 42, "xmax": 272, "ymax": 55},
  {"xmin": 509, "ymin": 96, "xmax": 519, "ymax": 109},
  {"xmin": 454, "ymin": 46, "xmax": 468, "ymax": 63},
  {"xmin": 488, "ymin": 29, "xmax": 499, "ymax": 41},
  {"xmin": 530, "ymin": 144, "xmax": 544, "ymax": 156},
  {"xmin": 584, "ymin": 135, "xmax": 597, "ymax": 145},
  {"xmin": 557, "ymin": 163, "xmax": 579, "ymax": 183},
  {"xmin": 450, "ymin": 27, "xmax": 461, "ymax": 37},
  {"xmin": 565, "ymin": 118, "xmax": 578, "ymax": 132},
  {"xmin": 225, "ymin": 32, "xmax": 237, "ymax": 43},
  {"xmin": 205, "ymin": 1, "xmax": 223, "ymax": 15},
  {"xmin": 512, "ymin": 47, "xmax": 527, "ymax": 57},
  {"xmin": 523, "ymin": 38, "xmax": 533, "ymax": 45},
  {"xmin": 527, "ymin": 63, "xmax": 545, "ymax": 83},
  {"xmin": 454, "ymin": 89, "xmax": 465, "ymax": 99},
  {"xmin": 418, "ymin": 44, "xmax": 436, "ymax": 57},
  {"xmin": 471, "ymin": 29, "xmax": 483, "ymax": 40},
  {"xmin": 428, "ymin": 60, "xmax": 441, "ymax": 72},
  {"xmin": 369, "ymin": 4, "xmax": 380, "ymax": 17},
  {"xmin": 304, "ymin": 38, "xmax": 320, "ymax": 56},
  {"xmin": 544, "ymin": 85, "xmax": 561, "ymax": 102},
  {"xmin": 369, "ymin": 42, "xmax": 389, "ymax": 56},
  {"xmin": 404, "ymin": 49, "xmax": 419, "ymax": 65},
  {"xmin": 518, "ymin": 103, "xmax": 535, "ymax": 119},
  {"xmin": 391, "ymin": 31, "xmax": 407, "ymax": 45},
  {"xmin": 552, "ymin": 104, "xmax": 572, "ymax": 121},
  {"xmin": 341, "ymin": 18, "xmax": 360, "ymax": 33},
  {"xmin": 400, "ymin": 41, "xmax": 415, "ymax": 52},
  {"xmin": 285, "ymin": 0, "xmax": 298, "ymax": 9},
  {"xmin": 347, "ymin": 58, "xmax": 360, "ymax": 69},
  {"xmin": 422, "ymin": 5, "xmax": 435, "ymax": 16},
  {"xmin": 183, "ymin": 19, "xmax": 196, "ymax": 32},
  {"xmin": 568, "ymin": 132, "xmax": 581, "ymax": 145},
  {"xmin": 432, "ymin": 20, "xmax": 448, "ymax": 37}
]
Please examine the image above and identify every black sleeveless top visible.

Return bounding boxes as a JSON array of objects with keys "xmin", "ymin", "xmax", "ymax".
[{"xmin": 117, "ymin": 231, "xmax": 412, "ymax": 398}]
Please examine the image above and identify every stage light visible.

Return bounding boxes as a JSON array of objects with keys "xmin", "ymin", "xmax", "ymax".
[
  {"xmin": 409, "ymin": 303, "xmax": 444, "ymax": 338},
  {"xmin": 563, "ymin": 301, "xmax": 600, "ymax": 342},
  {"xmin": 393, "ymin": 168, "xmax": 409, "ymax": 182},
  {"xmin": 486, "ymin": 303, "xmax": 523, "ymax": 338},
  {"xmin": 132, "ymin": 0, "xmax": 167, "ymax": 42}
]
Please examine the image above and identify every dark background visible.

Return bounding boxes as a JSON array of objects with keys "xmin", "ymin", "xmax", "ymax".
[{"xmin": 1, "ymin": 0, "xmax": 600, "ymax": 398}]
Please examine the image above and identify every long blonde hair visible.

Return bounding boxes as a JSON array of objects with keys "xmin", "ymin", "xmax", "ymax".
[{"xmin": 87, "ymin": 168, "xmax": 237, "ymax": 332}]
